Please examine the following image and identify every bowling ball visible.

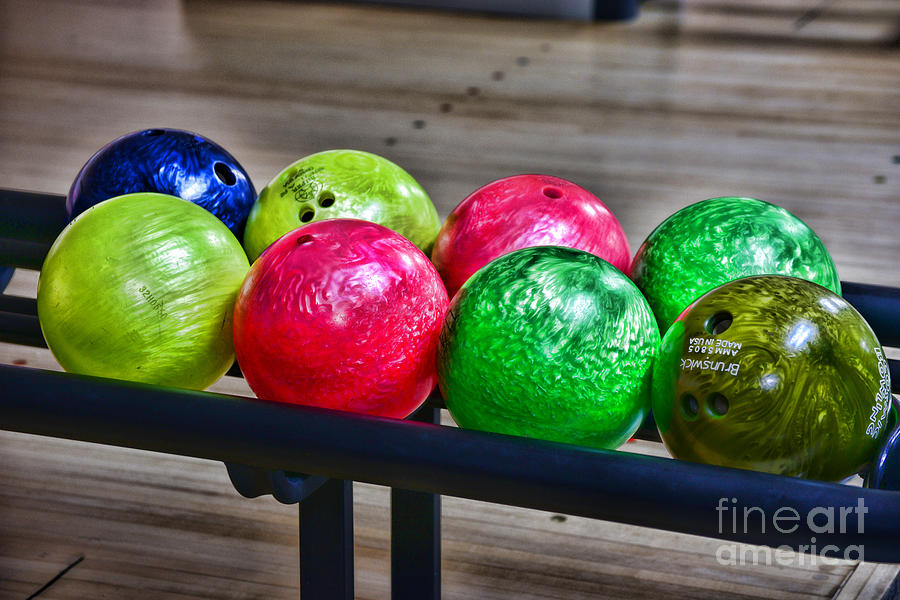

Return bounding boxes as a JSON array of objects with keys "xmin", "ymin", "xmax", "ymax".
[
  {"xmin": 431, "ymin": 174, "xmax": 631, "ymax": 298},
  {"xmin": 38, "ymin": 193, "xmax": 249, "ymax": 390},
  {"xmin": 652, "ymin": 275, "xmax": 892, "ymax": 481},
  {"xmin": 242, "ymin": 150, "xmax": 440, "ymax": 262},
  {"xmin": 438, "ymin": 246, "xmax": 659, "ymax": 449},
  {"xmin": 233, "ymin": 219, "xmax": 448, "ymax": 418},
  {"xmin": 865, "ymin": 414, "xmax": 900, "ymax": 490},
  {"xmin": 67, "ymin": 128, "xmax": 256, "ymax": 239},
  {"xmin": 629, "ymin": 197, "xmax": 840, "ymax": 332}
]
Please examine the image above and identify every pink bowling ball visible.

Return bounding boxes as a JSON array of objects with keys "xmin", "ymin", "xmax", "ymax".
[
  {"xmin": 233, "ymin": 219, "xmax": 449, "ymax": 419},
  {"xmin": 431, "ymin": 174, "xmax": 631, "ymax": 298}
]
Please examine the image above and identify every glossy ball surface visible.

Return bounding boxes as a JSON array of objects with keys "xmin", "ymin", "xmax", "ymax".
[
  {"xmin": 431, "ymin": 174, "xmax": 631, "ymax": 299},
  {"xmin": 243, "ymin": 150, "xmax": 440, "ymax": 262},
  {"xmin": 629, "ymin": 197, "xmax": 840, "ymax": 332},
  {"xmin": 438, "ymin": 246, "xmax": 659, "ymax": 449},
  {"xmin": 67, "ymin": 128, "xmax": 256, "ymax": 239},
  {"xmin": 653, "ymin": 276, "xmax": 892, "ymax": 481},
  {"xmin": 233, "ymin": 219, "xmax": 448, "ymax": 418},
  {"xmin": 38, "ymin": 193, "xmax": 250, "ymax": 389}
]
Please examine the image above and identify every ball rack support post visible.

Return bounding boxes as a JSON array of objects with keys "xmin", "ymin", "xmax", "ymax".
[
  {"xmin": 300, "ymin": 478, "xmax": 355, "ymax": 599},
  {"xmin": 391, "ymin": 404, "xmax": 442, "ymax": 600}
]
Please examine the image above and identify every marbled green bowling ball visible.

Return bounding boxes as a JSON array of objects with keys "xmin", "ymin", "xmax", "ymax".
[
  {"xmin": 630, "ymin": 197, "xmax": 841, "ymax": 332},
  {"xmin": 438, "ymin": 246, "xmax": 660, "ymax": 450},
  {"xmin": 243, "ymin": 149, "xmax": 440, "ymax": 262},
  {"xmin": 653, "ymin": 275, "xmax": 892, "ymax": 481}
]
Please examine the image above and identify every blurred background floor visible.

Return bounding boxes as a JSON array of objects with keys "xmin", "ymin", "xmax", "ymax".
[{"xmin": 1, "ymin": 0, "xmax": 899, "ymax": 598}]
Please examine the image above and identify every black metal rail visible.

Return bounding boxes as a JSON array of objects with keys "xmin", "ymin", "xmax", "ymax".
[{"xmin": 4, "ymin": 363, "xmax": 900, "ymax": 561}]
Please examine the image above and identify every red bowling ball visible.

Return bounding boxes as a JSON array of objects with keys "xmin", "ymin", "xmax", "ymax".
[
  {"xmin": 431, "ymin": 174, "xmax": 631, "ymax": 298},
  {"xmin": 233, "ymin": 219, "xmax": 449, "ymax": 418}
]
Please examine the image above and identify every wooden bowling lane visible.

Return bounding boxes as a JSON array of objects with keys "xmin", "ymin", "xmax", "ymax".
[
  {"xmin": 1, "ymin": 0, "xmax": 898, "ymax": 288},
  {"xmin": 1, "ymin": 0, "xmax": 900, "ymax": 598}
]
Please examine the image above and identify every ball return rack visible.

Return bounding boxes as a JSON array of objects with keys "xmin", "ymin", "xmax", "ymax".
[{"xmin": 2, "ymin": 188, "xmax": 900, "ymax": 598}]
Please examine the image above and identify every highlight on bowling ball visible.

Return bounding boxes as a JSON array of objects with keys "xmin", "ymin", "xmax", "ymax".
[
  {"xmin": 242, "ymin": 149, "xmax": 441, "ymax": 262},
  {"xmin": 629, "ymin": 196, "xmax": 840, "ymax": 332},
  {"xmin": 652, "ymin": 275, "xmax": 892, "ymax": 481},
  {"xmin": 431, "ymin": 174, "xmax": 631, "ymax": 298},
  {"xmin": 67, "ymin": 128, "xmax": 256, "ymax": 239},
  {"xmin": 233, "ymin": 219, "xmax": 449, "ymax": 418},
  {"xmin": 38, "ymin": 193, "xmax": 250, "ymax": 390},
  {"xmin": 437, "ymin": 246, "xmax": 659, "ymax": 449}
]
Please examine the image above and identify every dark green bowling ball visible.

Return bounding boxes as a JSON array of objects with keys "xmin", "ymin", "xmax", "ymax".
[
  {"xmin": 437, "ymin": 246, "xmax": 659, "ymax": 450},
  {"xmin": 653, "ymin": 275, "xmax": 892, "ymax": 481}
]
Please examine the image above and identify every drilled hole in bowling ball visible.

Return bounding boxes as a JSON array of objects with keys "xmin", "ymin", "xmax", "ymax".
[
  {"xmin": 318, "ymin": 191, "xmax": 335, "ymax": 208},
  {"xmin": 542, "ymin": 186, "xmax": 563, "ymax": 199},
  {"xmin": 145, "ymin": 129, "xmax": 164, "ymax": 136},
  {"xmin": 707, "ymin": 393, "xmax": 729, "ymax": 417},
  {"xmin": 214, "ymin": 162, "xmax": 237, "ymax": 186},
  {"xmin": 681, "ymin": 394, "xmax": 699, "ymax": 419},
  {"xmin": 299, "ymin": 208, "xmax": 315, "ymax": 223},
  {"xmin": 705, "ymin": 311, "xmax": 733, "ymax": 335},
  {"xmin": 296, "ymin": 235, "xmax": 313, "ymax": 245}
]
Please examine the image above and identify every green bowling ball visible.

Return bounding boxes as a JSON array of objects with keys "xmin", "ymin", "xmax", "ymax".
[
  {"xmin": 630, "ymin": 197, "xmax": 841, "ymax": 332},
  {"xmin": 243, "ymin": 149, "xmax": 440, "ymax": 262},
  {"xmin": 653, "ymin": 275, "xmax": 892, "ymax": 481},
  {"xmin": 438, "ymin": 246, "xmax": 660, "ymax": 450},
  {"xmin": 37, "ymin": 193, "xmax": 250, "ymax": 390}
]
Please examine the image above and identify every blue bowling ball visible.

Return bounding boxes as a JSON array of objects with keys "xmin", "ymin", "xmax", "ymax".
[
  {"xmin": 67, "ymin": 128, "xmax": 256, "ymax": 239},
  {"xmin": 865, "ymin": 401, "xmax": 900, "ymax": 490},
  {"xmin": 0, "ymin": 266, "xmax": 13, "ymax": 293}
]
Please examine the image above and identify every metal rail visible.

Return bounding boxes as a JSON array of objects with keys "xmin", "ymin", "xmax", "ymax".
[{"xmin": 3, "ymin": 364, "xmax": 900, "ymax": 562}]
